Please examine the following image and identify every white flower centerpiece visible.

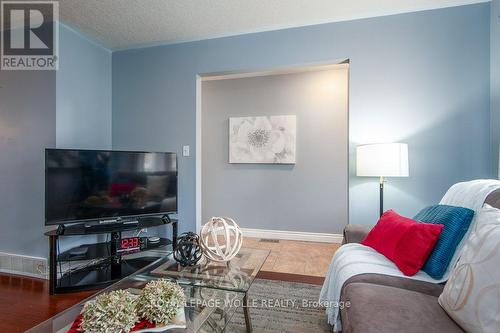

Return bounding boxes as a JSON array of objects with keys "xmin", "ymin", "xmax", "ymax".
[
  {"xmin": 136, "ymin": 279, "xmax": 186, "ymax": 325},
  {"xmin": 81, "ymin": 290, "xmax": 138, "ymax": 333},
  {"xmin": 79, "ymin": 279, "xmax": 186, "ymax": 333}
]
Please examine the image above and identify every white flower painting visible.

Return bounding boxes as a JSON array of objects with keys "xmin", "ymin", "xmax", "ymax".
[{"xmin": 229, "ymin": 115, "xmax": 296, "ymax": 164}]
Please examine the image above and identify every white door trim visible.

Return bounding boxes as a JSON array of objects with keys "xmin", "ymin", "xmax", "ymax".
[{"xmin": 195, "ymin": 75, "xmax": 202, "ymax": 233}]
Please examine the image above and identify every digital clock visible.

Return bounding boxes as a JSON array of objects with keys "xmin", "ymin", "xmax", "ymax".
[
  {"xmin": 117, "ymin": 237, "xmax": 146, "ymax": 253},
  {"xmin": 121, "ymin": 237, "xmax": 140, "ymax": 249}
]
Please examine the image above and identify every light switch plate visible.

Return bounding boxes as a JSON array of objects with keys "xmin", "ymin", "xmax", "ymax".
[{"xmin": 183, "ymin": 145, "xmax": 190, "ymax": 157}]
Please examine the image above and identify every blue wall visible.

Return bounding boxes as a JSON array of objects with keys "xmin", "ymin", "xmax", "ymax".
[
  {"xmin": 0, "ymin": 70, "xmax": 56, "ymax": 258},
  {"xmin": 55, "ymin": 24, "xmax": 113, "ymax": 253},
  {"xmin": 112, "ymin": 4, "xmax": 491, "ymax": 232},
  {"xmin": 57, "ymin": 24, "xmax": 112, "ymax": 150},
  {"xmin": 0, "ymin": 24, "xmax": 112, "ymax": 259},
  {"xmin": 492, "ymin": 0, "xmax": 500, "ymax": 176}
]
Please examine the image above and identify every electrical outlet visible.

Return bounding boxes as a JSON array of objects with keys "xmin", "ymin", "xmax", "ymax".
[{"xmin": 183, "ymin": 145, "xmax": 190, "ymax": 157}]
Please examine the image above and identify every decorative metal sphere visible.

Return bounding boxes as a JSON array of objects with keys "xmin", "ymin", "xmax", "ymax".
[
  {"xmin": 173, "ymin": 232, "xmax": 203, "ymax": 266},
  {"xmin": 200, "ymin": 217, "xmax": 242, "ymax": 262}
]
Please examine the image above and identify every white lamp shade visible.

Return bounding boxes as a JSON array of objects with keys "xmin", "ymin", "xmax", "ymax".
[{"xmin": 357, "ymin": 143, "xmax": 409, "ymax": 177}]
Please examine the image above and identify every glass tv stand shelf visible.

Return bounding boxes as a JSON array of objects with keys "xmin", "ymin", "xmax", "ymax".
[{"xmin": 44, "ymin": 216, "xmax": 178, "ymax": 294}]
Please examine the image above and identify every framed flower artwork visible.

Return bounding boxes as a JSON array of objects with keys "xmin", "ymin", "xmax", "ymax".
[{"xmin": 229, "ymin": 115, "xmax": 296, "ymax": 164}]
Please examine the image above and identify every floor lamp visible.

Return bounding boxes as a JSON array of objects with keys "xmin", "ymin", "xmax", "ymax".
[{"xmin": 356, "ymin": 143, "xmax": 409, "ymax": 217}]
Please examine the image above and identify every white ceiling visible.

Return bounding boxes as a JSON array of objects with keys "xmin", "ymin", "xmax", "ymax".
[{"xmin": 59, "ymin": 0, "xmax": 489, "ymax": 50}]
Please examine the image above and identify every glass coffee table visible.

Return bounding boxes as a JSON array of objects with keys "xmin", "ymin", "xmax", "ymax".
[{"xmin": 26, "ymin": 248, "xmax": 269, "ymax": 333}]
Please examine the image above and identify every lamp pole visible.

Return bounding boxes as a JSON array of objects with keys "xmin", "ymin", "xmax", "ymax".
[{"xmin": 379, "ymin": 176, "xmax": 384, "ymax": 217}]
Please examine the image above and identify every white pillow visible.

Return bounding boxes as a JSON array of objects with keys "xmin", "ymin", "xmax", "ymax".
[{"xmin": 438, "ymin": 204, "xmax": 500, "ymax": 333}]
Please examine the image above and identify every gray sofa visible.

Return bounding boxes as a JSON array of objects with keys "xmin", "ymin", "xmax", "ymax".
[{"xmin": 338, "ymin": 189, "xmax": 500, "ymax": 333}]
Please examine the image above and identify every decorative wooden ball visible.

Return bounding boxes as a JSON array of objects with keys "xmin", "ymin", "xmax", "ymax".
[
  {"xmin": 200, "ymin": 217, "xmax": 242, "ymax": 262},
  {"xmin": 173, "ymin": 232, "xmax": 203, "ymax": 266}
]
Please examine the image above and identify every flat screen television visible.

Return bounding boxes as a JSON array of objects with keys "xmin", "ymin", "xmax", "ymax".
[{"xmin": 45, "ymin": 149, "xmax": 177, "ymax": 225}]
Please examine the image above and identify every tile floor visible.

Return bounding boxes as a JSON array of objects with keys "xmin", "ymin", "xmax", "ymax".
[{"xmin": 242, "ymin": 237, "xmax": 341, "ymax": 277}]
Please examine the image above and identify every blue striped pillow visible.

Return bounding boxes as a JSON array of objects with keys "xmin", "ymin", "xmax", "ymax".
[{"xmin": 413, "ymin": 204, "xmax": 474, "ymax": 279}]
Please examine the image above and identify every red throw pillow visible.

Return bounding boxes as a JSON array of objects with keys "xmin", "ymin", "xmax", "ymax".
[{"xmin": 361, "ymin": 210, "xmax": 444, "ymax": 276}]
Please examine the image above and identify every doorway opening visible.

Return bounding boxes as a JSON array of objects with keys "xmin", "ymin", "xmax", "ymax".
[{"xmin": 196, "ymin": 61, "xmax": 350, "ymax": 242}]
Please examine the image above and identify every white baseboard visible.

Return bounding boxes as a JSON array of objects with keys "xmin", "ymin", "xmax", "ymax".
[
  {"xmin": 241, "ymin": 228, "xmax": 343, "ymax": 243},
  {"xmin": 0, "ymin": 252, "xmax": 48, "ymax": 280}
]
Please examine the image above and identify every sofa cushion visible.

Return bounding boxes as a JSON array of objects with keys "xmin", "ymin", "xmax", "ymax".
[
  {"xmin": 340, "ymin": 282, "xmax": 464, "ymax": 333},
  {"xmin": 414, "ymin": 205, "xmax": 474, "ymax": 279},
  {"xmin": 342, "ymin": 224, "xmax": 372, "ymax": 244},
  {"xmin": 362, "ymin": 210, "xmax": 444, "ymax": 276},
  {"xmin": 438, "ymin": 204, "xmax": 500, "ymax": 333}
]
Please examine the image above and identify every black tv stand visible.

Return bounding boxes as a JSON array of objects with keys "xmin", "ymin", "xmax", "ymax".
[
  {"xmin": 45, "ymin": 215, "xmax": 177, "ymax": 294},
  {"xmin": 55, "ymin": 214, "xmax": 173, "ymax": 236}
]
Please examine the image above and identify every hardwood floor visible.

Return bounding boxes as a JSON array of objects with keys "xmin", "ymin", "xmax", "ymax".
[
  {"xmin": 0, "ymin": 274, "xmax": 94, "ymax": 332},
  {"xmin": 0, "ymin": 238, "xmax": 340, "ymax": 332}
]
